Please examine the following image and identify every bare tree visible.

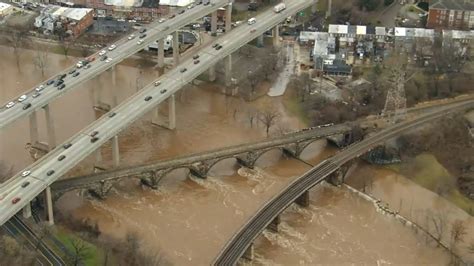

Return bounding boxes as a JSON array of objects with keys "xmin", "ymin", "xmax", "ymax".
[
  {"xmin": 60, "ymin": 41, "xmax": 72, "ymax": 58},
  {"xmin": 8, "ymin": 31, "xmax": 27, "ymax": 69},
  {"xmin": 247, "ymin": 69, "xmax": 261, "ymax": 94},
  {"xmin": 246, "ymin": 106, "xmax": 258, "ymax": 128},
  {"xmin": 261, "ymin": 48, "xmax": 280, "ymax": 81},
  {"xmin": 258, "ymin": 108, "xmax": 280, "ymax": 137},
  {"xmin": 67, "ymin": 238, "xmax": 92, "ymax": 266},
  {"xmin": 34, "ymin": 47, "xmax": 49, "ymax": 77},
  {"xmin": 450, "ymin": 220, "xmax": 467, "ymax": 249}
]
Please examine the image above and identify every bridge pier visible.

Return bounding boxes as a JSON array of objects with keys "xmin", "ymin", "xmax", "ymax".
[
  {"xmin": 151, "ymin": 94, "xmax": 176, "ymax": 130},
  {"xmin": 29, "ymin": 111, "xmax": 39, "ymax": 144},
  {"xmin": 211, "ymin": 10, "xmax": 218, "ymax": 36},
  {"xmin": 325, "ymin": 0, "xmax": 332, "ymax": 17},
  {"xmin": 112, "ymin": 135, "xmax": 120, "ymax": 167},
  {"xmin": 111, "ymin": 66, "xmax": 118, "ymax": 107},
  {"xmin": 326, "ymin": 168, "xmax": 345, "ymax": 186},
  {"xmin": 273, "ymin": 25, "xmax": 280, "ymax": 47},
  {"xmin": 236, "ymin": 151, "xmax": 259, "ymax": 169},
  {"xmin": 173, "ymin": 31, "xmax": 180, "ymax": 66},
  {"xmin": 257, "ymin": 34, "xmax": 264, "ymax": 47},
  {"xmin": 295, "ymin": 190, "xmax": 310, "ymax": 207},
  {"xmin": 157, "ymin": 38, "xmax": 165, "ymax": 68},
  {"xmin": 22, "ymin": 202, "xmax": 32, "ymax": 219},
  {"xmin": 208, "ymin": 65, "xmax": 216, "ymax": 82},
  {"xmin": 45, "ymin": 186, "xmax": 54, "ymax": 225},
  {"xmin": 43, "ymin": 104, "xmax": 57, "ymax": 150},
  {"xmin": 89, "ymin": 180, "xmax": 114, "ymax": 199},
  {"xmin": 225, "ymin": 3, "xmax": 232, "ymax": 33},
  {"xmin": 267, "ymin": 215, "xmax": 280, "ymax": 232},
  {"xmin": 140, "ymin": 170, "xmax": 167, "ymax": 189},
  {"xmin": 242, "ymin": 243, "xmax": 254, "ymax": 261},
  {"xmin": 225, "ymin": 55, "xmax": 232, "ymax": 87}
]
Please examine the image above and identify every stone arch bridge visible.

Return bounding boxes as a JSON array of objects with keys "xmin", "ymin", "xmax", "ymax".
[{"xmin": 51, "ymin": 124, "xmax": 352, "ymax": 199}]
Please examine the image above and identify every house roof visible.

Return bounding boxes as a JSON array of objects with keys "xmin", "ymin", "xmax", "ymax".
[
  {"xmin": 52, "ymin": 7, "xmax": 93, "ymax": 21},
  {"xmin": 0, "ymin": 2, "xmax": 12, "ymax": 12},
  {"xmin": 430, "ymin": 0, "xmax": 474, "ymax": 11},
  {"xmin": 159, "ymin": 0, "xmax": 195, "ymax": 6},
  {"xmin": 443, "ymin": 29, "xmax": 474, "ymax": 39}
]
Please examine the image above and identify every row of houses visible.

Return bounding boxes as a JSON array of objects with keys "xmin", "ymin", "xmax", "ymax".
[
  {"xmin": 305, "ymin": 24, "xmax": 474, "ymax": 76},
  {"xmin": 34, "ymin": 5, "xmax": 94, "ymax": 37}
]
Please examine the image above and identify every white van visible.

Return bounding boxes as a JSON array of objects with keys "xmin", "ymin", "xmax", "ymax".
[{"xmin": 247, "ymin": 17, "xmax": 256, "ymax": 25}]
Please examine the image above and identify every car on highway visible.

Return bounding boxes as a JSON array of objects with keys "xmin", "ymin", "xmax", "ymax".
[
  {"xmin": 99, "ymin": 50, "xmax": 107, "ymax": 56},
  {"xmin": 164, "ymin": 26, "xmax": 170, "ymax": 30},
  {"xmin": 57, "ymin": 73, "xmax": 67, "ymax": 80},
  {"xmin": 108, "ymin": 112, "xmax": 116, "ymax": 118},
  {"xmin": 47, "ymin": 170, "xmax": 55, "ymax": 176},
  {"xmin": 145, "ymin": 96, "xmax": 152, "ymax": 101},
  {"xmin": 76, "ymin": 61, "xmax": 84, "ymax": 68},
  {"xmin": 12, "ymin": 197, "xmax": 21, "ymax": 204},
  {"xmin": 18, "ymin": 95, "xmax": 27, "ymax": 102},
  {"xmin": 193, "ymin": 54, "xmax": 200, "ymax": 60},
  {"xmin": 204, "ymin": 1, "xmax": 210, "ymax": 5},
  {"xmin": 139, "ymin": 28, "xmax": 147, "ymax": 33},
  {"xmin": 250, "ymin": 29, "xmax": 256, "ymax": 33},
  {"xmin": 187, "ymin": 4, "xmax": 194, "ymax": 9},
  {"xmin": 21, "ymin": 171, "xmax": 30, "ymax": 177},
  {"xmin": 128, "ymin": 34, "xmax": 136, "ymax": 40},
  {"xmin": 160, "ymin": 89, "xmax": 167, "ymax": 94},
  {"xmin": 5, "ymin": 102, "xmax": 15, "ymax": 108},
  {"xmin": 139, "ymin": 34, "xmax": 147, "ymax": 39},
  {"xmin": 215, "ymin": 45, "xmax": 223, "ymax": 50},
  {"xmin": 158, "ymin": 18, "xmax": 166, "ymax": 23},
  {"xmin": 21, "ymin": 182, "xmax": 30, "ymax": 188},
  {"xmin": 91, "ymin": 137, "xmax": 99, "ymax": 143},
  {"xmin": 105, "ymin": 58, "xmax": 113, "ymax": 63},
  {"xmin": 194, "ymin": 60, "xmax": 200, "ymax": 64},
  {"xmin": 169, "ymin": 14, "xmax": 176, "ymax": 19},
  {"xmin": 108, "ymin": 44, "xmax": 117, "ymax": 51},
  {"xmin": 100, "ymin": 55, "xmax": 108, "ymax": 61},
  {"xmin": 72, "ymin": 72, "xmax": 80, "ymax": 77},
  {"xmin": 57, "ymin": 84, "xmax": 66, "ymax": 90},
  {"xmin": 178, "ymin": 9, "xmax": 185, "ymax": 14},
  {"xmin": 180, "ymin": 68, "xmax": 187, "ymax": 73},
  {"xmin": 68, "ymin": 69, "xmax": 76, "ymax": 74},
  {"xmin": 35, "ymin": 85, "xmax": 45, "ymax": 92},
  {"xmin": 137, "ymin": 39, "xmax": 144, "ymax": 45},
  {"xmin": 63, "ymin": 143, "xmax": 72, "ymax": 149},
  {"xmin": 32, "ymin": 92, "xmax": 40, "ymax": 98},
  {"xmin": 154, "ymin": 81, "xmax": 161, "ymax": 86},
  {"xmin": 22, "ymin": 103, "xmax": 32, "ymax": 110},
  {"xmin": 90, "ymin": 131, "xmax": 99, "ymax": 137},
  {"xmin": 58, "ymin": 155, "xmax": 66, "ymax": 161},
  {"xmin": 87, "ymin": 56, "xmax": 95, "ymax": 62},
  {"xmin": 54, "ymin": 79, "xmax": 64, "ymax": 87},
  {"xmin": 84, "ymin": 64, "xmax": 91, "ymax": 69},
  {"xmin": 212, "ymin": 43, "xmax": 219, "ymax": 48},
  {"xmin": 46, "ymin": 80, "xmax": 55, "ymax": 86}
]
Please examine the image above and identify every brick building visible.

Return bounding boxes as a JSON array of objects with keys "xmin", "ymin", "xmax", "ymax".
[{"xmin": 426, "ymin": 0, "xmax": 474, "ymax": 30}]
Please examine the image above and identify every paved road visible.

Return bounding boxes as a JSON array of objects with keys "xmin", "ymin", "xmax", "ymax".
[
  {"xmin": 0, "ymin": 0, "xmax": 231, "ymax": 129},
  {"xmin": 213, "ymin": 99, "xmax": 474, "ymax": 265},
  {"xmin": 0, "ymin": 0, "xmax": 315, "ymax": 225}
]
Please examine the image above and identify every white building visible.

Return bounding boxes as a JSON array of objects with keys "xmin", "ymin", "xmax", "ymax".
[{"xmin": 0, "ymin": 3, "xmax": 14, "ymax": 17}]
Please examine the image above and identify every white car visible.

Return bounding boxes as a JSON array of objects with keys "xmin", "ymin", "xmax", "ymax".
[
  {"xmin": 76, "ymin": 62, "xmax": 83, "ymax": 68},
  {"xmin": 18, "ymin": 95, "xmax": 27, "ymax": 102},
  {"xmin": 21, "ymin": 171, "xmax": 30, "ymax": 177},
  {"xmin": 98, "ymin": 50, "xmax": 107, "ymax": 56},
  {"xmin": 108, "ymin": 44, "xmax": 117, "ymax": 51},
  {"xmin": 128, "ymin": 34, "xmax": 135, "ymax": 40},
  {"xmin": 137, "ymin": 40, "xmax": 144, "ymax": 45},
  {"xmin": 187, "ymin": 4, "xmax": 193, "ymax": 9},
  {"xmin": 158, "ymin": 18, "xmax": 166, "ymax": 23},
  {"xmin": 105, "ymin": 58, "xmax": 112, "ymax": 63},
  {"xmin": 5, "ymin": 102, "xmax": 15, "ymax": 108}
]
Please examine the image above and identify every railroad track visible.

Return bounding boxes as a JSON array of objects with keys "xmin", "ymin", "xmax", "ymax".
[{"xmin": 213, "ymin": 99, "xmax": 474, "ymax": 265}]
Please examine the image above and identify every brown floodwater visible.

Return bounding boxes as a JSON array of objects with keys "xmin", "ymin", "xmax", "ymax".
[{"xmin": 1, "ymin": 45, "xmax": 457, "ymax": 265}]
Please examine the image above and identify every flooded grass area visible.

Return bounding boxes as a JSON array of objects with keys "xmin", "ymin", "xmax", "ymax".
[{"xmin": 389, "ymin": 153, "xmax": 474, "ymax": 214}]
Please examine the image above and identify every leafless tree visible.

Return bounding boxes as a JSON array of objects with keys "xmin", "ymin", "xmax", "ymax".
[
  {"xmin": 34, "ymin": 47, "xmax": 50, "ymax": 77},
  {"xmin": 450, "ymin": 220, "xmax": 467, "ymax": 249},
  {"xmin": 60, "ymin": 41, "xmax": 72, "ymax": 58},
  {"xmin": 246, "ymin": 106, "xmax": 258, "ymax": 128},
  {"xmin": 8, "ymin": 31, "xmax": 27, "ymax": 69},
  {"xmin": 259, "ymin": 108, "xmax": 280, "ymax": 137},
  {"xmin": 261, "ymin": 48, "xmax": 280, "ymax": 81},
  {"xmin": 66, "ymin": 238, "xmax": 92, "ymax": 266},
  {"xmin": 247, "ymin": 69, "xmax": 261, "ymax": 94}
]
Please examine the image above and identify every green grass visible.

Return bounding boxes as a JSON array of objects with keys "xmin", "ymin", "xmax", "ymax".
[
  {"xmin": 389, "ymin": 154, "xmax": 474, "ymax": 214},
  {"xmin": 284, "ymin": 94, "xmax": 310, "ymax": 126},
  {"xmin": 55, "ymin": 229, "xmax": 103, "ymax": 266}
]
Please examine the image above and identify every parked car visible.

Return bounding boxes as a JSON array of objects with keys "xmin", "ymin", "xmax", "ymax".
[
  {"xmin": 46, "ymin": 80, "xmax": 55, "ymax": 85},
  {"xmin": 178, "ymin": 9, "xmax": 185, "ymax": 14},
  {"xmin": 158, "ymin": 18, "xmax": 166, "ymax": 23},
  {"xmin": 100, "ymin": 56, "xmax": 108, "ymax": 61},
  {"xmin": 54, "ymin": 79, "xmax": 64, "ymax": 87},
  {"xmin": 215, "ymin": 45, "xmax": 223, "ymax": 50},
  {"xmin": 169, "ymin": 14, "xmax": 176, "ymax": 19}
]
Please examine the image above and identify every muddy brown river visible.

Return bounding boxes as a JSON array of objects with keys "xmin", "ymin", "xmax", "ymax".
[{"xmin": 1, "ymin": 45, "xmax": 464, "ymax": 264}]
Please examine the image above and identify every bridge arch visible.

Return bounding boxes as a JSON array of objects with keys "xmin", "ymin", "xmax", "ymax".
[
  {"xmin": 252, "ymin": 147, "xmax": 286, "ymax": 166},
  {"xmin": 297, "ymin": 138, "xmax": 328, "ymax": 158},
  {"xmin": 206, "ymin": 157, "xmax": 239, "ymax": 176}
]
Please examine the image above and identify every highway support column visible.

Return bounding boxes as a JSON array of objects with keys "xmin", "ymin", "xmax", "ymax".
[
  {"xmin": 157, "ymin": 38, "xmax": 165, "ymax": 68},
  {"xmin": 295, "ymin": 190, "xmax": 310, "ymax": 207},
  {"xmin": 325, "ymin": 0, "xmax": 332, "ymax": 17},
  {"xmin": 111, "ymin": 65, "xmax": 118, "ymax": 107},
  {"xmin": 257, "ymin": 34, "xmax": 264, "ymax": 47},
  {"xmin": 112, "ymin": 135, "xmax": 120, "ymax": 167},
  {"xmin": 267, "ymin": 215, "xmax": 281, "ymax": 232},
  {"xmin": 168, "ymin": 94, "xmax": 176, "ymax": 130},
  {"xmin": 45, "ymin": 186, "xmax": 54, "ymax": 225},
  {"xmin": 173, "ymin": 31, "xmax": 180, "ymax": 66},
  {"xmin": 224, "ymin": 4, "xmax": 233, "ymax": 87},
  {"xmin": 211, "ymin": 10, "xmax": 218, "ymax": 36},
  {"xmin": 43, "ymin": 104, "xmax": 56, "ymax": 150},
  {"xmin": 22, "ymin": 202, "xmax": 32, "ymax": 219},
  {"xmin": 273, "ymin": 25, "xmax": 280, "ymax": 47},
  {"xmin": 29, "ymin": 111, "xmax": 39, "ymax": 144},
  {"xmin": 208, "ymin": 66, "xmax": 216, "ymax": 82}
]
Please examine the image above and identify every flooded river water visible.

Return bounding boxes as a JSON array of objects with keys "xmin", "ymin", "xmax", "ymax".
[{"xmin": 0, "ymin": 45, "xmax": 463, "ymax": 264}]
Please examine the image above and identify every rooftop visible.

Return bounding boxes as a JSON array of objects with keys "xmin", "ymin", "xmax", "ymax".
[
  {"xmin": 0, "ymin": 2, "xmax": 12, "ymax": 11},
  {"xmin": 104, "ymin": 0, "xmax": 143, "ymax": 7},
  {"xmin": 51, "ymin": 6, "xmax": 93, "ymax": 21},
  {"xmin": 430, "ymin": 0, "xmax": 474, "ymax": 11},
  {"xmin": 159, "ymin": 0, "xmax": 195, "ymax": 7}
]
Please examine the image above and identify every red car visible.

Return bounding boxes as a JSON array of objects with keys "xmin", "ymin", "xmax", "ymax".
[
  {"xmin": 12, "ymin": 197, "xmax": 21, "ymax": 204},
  {"xmin": 87, "ymin": 56, "xmax": 96, "ymax": 62}
]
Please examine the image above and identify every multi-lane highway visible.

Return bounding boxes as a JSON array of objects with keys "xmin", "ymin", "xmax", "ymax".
[
  {"xmin": 0, "ymin": 0, "xmax": 314, "ymax": 225},
  {"xmin": 0, "ymin": 0, "xmax": 232, "ymax": 129},
  {"xmin": 213, "ymin": 99, "xmax": 474, "ymax": 265}
]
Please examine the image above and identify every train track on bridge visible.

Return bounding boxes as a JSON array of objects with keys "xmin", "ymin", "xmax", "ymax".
[{"xmin": 213, "ymin": 98, "xmax": 474, "ymax": 265}]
